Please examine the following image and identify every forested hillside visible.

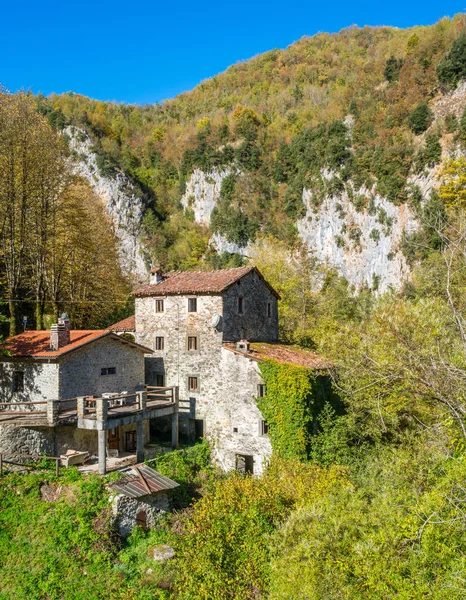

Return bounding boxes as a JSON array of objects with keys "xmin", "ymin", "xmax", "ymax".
[{"xmin": 37, "ymin": 13, "xmax": 466, "ymax": 288}]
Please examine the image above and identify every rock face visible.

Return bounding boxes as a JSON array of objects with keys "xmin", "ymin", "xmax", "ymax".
[
  {"xmin": 181, "ymin": 167, "xmax": 247, "ymax": 255},
  {"xmin": 180, "ymin": 167, "xmax": 424, "ymax": 291},
  {"xmin": 297, "ymin": 185, "xmax": 419, "ymax": 293},
  {"xmin": 65, "ymin": 127, "xmax": 147, "ymax": 281}
]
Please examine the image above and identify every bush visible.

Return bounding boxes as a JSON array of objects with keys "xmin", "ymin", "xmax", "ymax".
[
  {"xmin": 437, "ymin": 32, "xmax": 466, "ymax": 89},
  {"xmin": 408, "ymin": 103, "xmax": 433, "ymax": 134},
  {"xmin": 384, "ymin": 55, "xmax": 404, "ymax": 82}
]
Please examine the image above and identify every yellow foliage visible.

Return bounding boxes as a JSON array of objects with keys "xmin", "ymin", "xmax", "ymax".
[{"xmin": 440, "ymin": 158, "xmax": 466, "ymax": 210}]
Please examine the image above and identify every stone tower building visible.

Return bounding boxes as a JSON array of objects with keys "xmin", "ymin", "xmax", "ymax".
[{"xmin": 131, "ymin": 265, "xmax": 325, "ymax": 474}]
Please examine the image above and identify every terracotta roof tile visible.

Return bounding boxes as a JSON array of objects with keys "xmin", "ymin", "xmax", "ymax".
[
  {"xmin": 4, "ymin": 329, "xmax": 152, "ymax": 359},
  {"xmin": 223, "ymin": 342, "xmax": 331, "ymax": 370},
  {"xmin": 108, "ymin": 315, "xmax": 136, "ymax": 332},
  {"xmin": 132, "ymin": 266, "xmax": 279, "ymax": 298}
]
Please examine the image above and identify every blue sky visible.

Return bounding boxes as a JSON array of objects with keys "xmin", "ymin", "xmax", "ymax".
[{"xmin": 3, "ymin": 1, "xmax": 465, "ymax": 104}]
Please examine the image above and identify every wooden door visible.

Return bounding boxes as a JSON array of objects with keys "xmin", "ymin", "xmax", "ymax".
[{"xmin": 108, "ymin": 428, "xmax": 119, "ymax": 451}]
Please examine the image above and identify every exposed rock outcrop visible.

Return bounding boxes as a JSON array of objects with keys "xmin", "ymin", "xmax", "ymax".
[{"xmin": 65, "ymin": 127, "xmax": 147, "ymax": 281}]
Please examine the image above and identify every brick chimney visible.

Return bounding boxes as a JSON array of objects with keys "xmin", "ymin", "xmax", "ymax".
[
  {"xmin": 50, "ymin": 314, "xmax": 71, "ymax": 351},
  {"xmin": 150, "ymin": 266, "xmax": 163, "ymax": 285}
]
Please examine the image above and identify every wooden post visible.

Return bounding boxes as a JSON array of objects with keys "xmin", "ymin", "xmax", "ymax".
[
  {"xmin": 98, "ymin": 429, "xmax": 107, "ymax": 475},
  {"xmin": 55, "ymin": 458, "xmax": 59, "ymax": 477},
  {"xmin": 136, "ymin": 420, "xmax": 144, "ymax": 463},
  {"xmin": 172, "ymin": 388, "xmax": 179, "ymax": 449}
]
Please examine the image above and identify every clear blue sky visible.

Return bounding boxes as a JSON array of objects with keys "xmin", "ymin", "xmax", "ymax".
[{"xmin": 3, "ymin": 1, "xmax": 465, "ymax": 104}]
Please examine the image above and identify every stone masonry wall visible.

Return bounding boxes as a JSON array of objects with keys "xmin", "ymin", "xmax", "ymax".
[
  {"xmin": 222, "ymin": 270, "xmax": 278, "ymax": 342},
  {"xmin": 110, "ymin": 492, "xmax": 170, "ymax": 537},
  {"xmin": 58, "ymin": 336, "xmax": 145, "ymax": 399},
  {"xmin": 135, "ymin": 292, "xmax": 273, "ymax": 474},
  {"xmin": 0, "ymin": 361, "xmax": 59, "ymax": 408}
]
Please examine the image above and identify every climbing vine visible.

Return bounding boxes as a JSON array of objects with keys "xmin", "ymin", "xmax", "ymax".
[{"xmin": 257, "ymin": 360, "xmax": 341, "ymax": 460}]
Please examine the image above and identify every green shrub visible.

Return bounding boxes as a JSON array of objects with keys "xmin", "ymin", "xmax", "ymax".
[
  {"xmin": 408, "ymin": 103, "xmax": 433, "ymax": 134},
  {"xmin": 437, "ymin": 32, "xmax": 466, "ymax": 89},
  {"xmin": 384, "ymin": 55, "xmax": 404, "ymax": 82}
]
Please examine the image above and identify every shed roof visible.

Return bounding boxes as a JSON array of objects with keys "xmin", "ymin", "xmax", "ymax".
[
  {"xmin": 109, "ymin": 464, "xmax": 179, "ymax": 498},
  {"xmin": 132, "ymin": 266, "xmax": 279, "ymax": 298},
  {"xmin": 3, "ymin": 330, "xmax": 152, "ymax": 359},
  {"xmin": 223, "ymin": 342, "xmax": 331, "ymax": 370}
]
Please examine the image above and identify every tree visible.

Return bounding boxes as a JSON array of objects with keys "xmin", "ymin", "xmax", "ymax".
[
  {"xmin": 0, "ymin": 92, "xmax": 70, "ymax": 335},
  {"xmin": 384, "ymin": 55, "xmax": 404, "ymax": 82},
  {"xmin": 437, "ymin": 32, "xmax": 466, "ymax": 89},
  {"xmin": 408, "ymin": 103, "xmax": 433, "ymax": 135}
]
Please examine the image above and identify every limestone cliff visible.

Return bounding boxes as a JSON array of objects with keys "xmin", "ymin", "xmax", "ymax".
[{"xmin": 65, "ymin": 127, "xmax": 147, "ymax": 280}]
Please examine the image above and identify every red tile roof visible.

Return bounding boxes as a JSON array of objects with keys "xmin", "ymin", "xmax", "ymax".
[
  {"xmin": 132, "ymin": 266, "xmax": 279, "ymax": 298},
  {"xmin": 108, "ymin": 315, "xmax": 136, "ymax": 332},
  {"xmin": 223, "ymin": 342, "xmax": 331, "ymax": 370},
  {"xmin": 4, "ymin": 330, "xmax": 152, "ymax": 359}
]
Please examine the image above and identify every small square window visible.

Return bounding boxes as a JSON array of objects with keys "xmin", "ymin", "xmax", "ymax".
[
  {"xmin": 260, "ymin": 420, "xmax": 269, "ymax": 436},
  {"xmin": 188, "ymin": 376, "xmax": 199, "ymax": 392},
  {"xmin": 233, "ymin": 427, "xmax": 238, "ymax": 433},
  {"xmin": 187, "ymin": 336, "xmax": 198, "ymax": 351},
  {"xmin": 257, "ymin": 384, "xmax": 266, "ymax": 397},
  {"xmin": 267, "ymin": 302, "xmax": 272, "ymax": 318},
  {"xmin": 188, "ymin": 297, "xmax": 197, "ymax": 312},
  {"xmin": 155, "ymin": 299, "xmax": 164, "ymax": 313},
  {"xmin": 12, "ymin": 371, "xmax": 24, "ymax": 393},
  {"xmin": 155, "ymin": 336, "xmax": 164, "ymax": 350},
  {"xmin": 238, "ymin": 297, "xmax": 244, "ymax": 314}
]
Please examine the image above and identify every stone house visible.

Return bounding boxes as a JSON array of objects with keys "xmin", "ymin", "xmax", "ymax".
[
  {"xmin": 108, "ymin": 463, "xmax": 179, "ymax": 537},
  {"xmin": 0, "ymin": 316, "xmax": 159, "ymax": 463},
  {"xmin": 130, "ymin": 266, "xmax": 327, "ymax": 475}
]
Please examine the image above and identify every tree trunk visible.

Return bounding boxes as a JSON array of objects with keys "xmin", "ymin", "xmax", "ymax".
[{"xmin": 8, "ymin": 299, "xmax": 17, "ymax": 337}]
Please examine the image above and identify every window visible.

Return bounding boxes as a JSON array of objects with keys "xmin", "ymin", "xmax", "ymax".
[
  {"xmin": 12, "ymin": 371, "xmax": 24, "ymax": 393},
  {"xmin": 233, "ymin": 427, "xmax": 238, "ymax": 433},
  {"xmin": 188, "ymin": 376, "xmax": 199, "ymax": 392},
  {"xmin": 187, "ymin": 336, "xmax": 198, "ymax": 351},
  {"xmin": 156, "ymin": 374, "xmax": 165, "ymax": 387},
  {"xmin": 257, "ymin": 384, "xmax": 266, "ymax": 397},
  {"xmin": 101, "ymin": 367, "xmax": 116, "ymax": 376},
  {"xmin": 238, "ymin": 296, "xmax": 244, "ymax": 314},
  {"xmin": 155, "ymin": 298, "xmax": 164, "ymax": 313},
  {"xmin": 188, "ymin": 297, "xmax": 197, "ymax": 312},
  {"xmin": 260, "ymin": 420, "xmax": 269, "ymax": 436},
  {"xmin": 155, "ymin": 336, "xmax": 164, "ymax": 350},
  {"xmin": 267, "ymin": 302, "xmax": 272, "ymax": 318},
  {"xmin": 236, "ymin": 454, "xmax": 254, "ymax": 474}
]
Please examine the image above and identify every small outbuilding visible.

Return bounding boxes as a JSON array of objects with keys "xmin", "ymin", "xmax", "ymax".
[{"xmin": 108, "ymin": 463, "xmax": 179, "ymax": 537}]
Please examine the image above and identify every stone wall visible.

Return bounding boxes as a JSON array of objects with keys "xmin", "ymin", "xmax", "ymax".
[
  {"xmin": 0, "ymin": 360, "xmax": 59, "ymax": 408},
  {"xmin": 222, "ymin": 270, "xmax": 278, "ymax": 342},
  {"xmin": 0, "ymin": 424, "xmax": 55, "ymax": 456},
  {"xmin": 58, "ymin": 336, "xmax": 145, "ymax": 399},
  {"xmin": 135, "ymin": 291, "xmax": 273, "ymax": 473},
  {"xmin": 109, "ymin": 492, "xmax": 170, "ymax": 537}
]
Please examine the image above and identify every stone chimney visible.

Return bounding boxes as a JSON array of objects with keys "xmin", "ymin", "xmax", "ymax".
[
  {"xmin": 236, "ymin": 340, "xmax": 250, "ymax": 353},
  {"xmin": 50, "ymin": 314, "xmax": 71, "ymax": 351},
  {"xmin": 150, "ymin": 266, "xmax": 163, "ymax": 285}
]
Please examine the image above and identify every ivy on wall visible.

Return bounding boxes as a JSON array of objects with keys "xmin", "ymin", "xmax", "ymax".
[{"xmin": 257, "ymin": 360, "xmax": 342, "ymax": 460}]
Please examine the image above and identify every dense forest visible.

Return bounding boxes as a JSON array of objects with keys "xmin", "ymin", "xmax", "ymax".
[{"xmin": 2, "ymin": 14, "xmax": 466, "ymax": 600}]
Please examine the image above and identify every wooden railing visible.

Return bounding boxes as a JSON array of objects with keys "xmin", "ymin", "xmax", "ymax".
[{"xmin": 0, "ymin": 452, "xmax": 61, "ymax": 476}]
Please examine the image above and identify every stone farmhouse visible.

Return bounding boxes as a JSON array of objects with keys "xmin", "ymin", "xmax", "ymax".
[
  {"xmin": 128, "ymin": 265, "xmax": 327, "ymax": 475},
  {"xmin": 0, "ymin": 316, "xmax": 179, "ymax": 474}
]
